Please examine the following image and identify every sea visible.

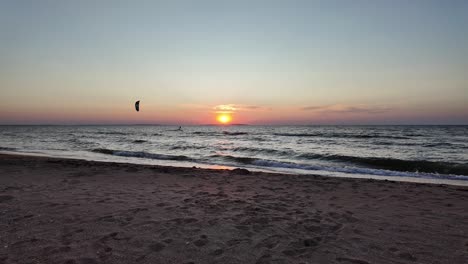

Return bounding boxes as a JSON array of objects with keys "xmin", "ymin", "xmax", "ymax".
[{"xmin": 1, "ymin": 125, "xmax": 468, "ymax": 185}]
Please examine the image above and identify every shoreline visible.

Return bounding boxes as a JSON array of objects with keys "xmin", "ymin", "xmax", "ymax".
[
  {"xmin": 2, "ymin": 151, "xmax": 468, "ymax": 187},
  {"xmin": 1, "ymin": 153, "xmax": 468, "ymax": 263}
]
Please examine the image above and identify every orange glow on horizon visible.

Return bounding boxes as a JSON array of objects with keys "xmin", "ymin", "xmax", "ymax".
[{"xmin": 216, "ymin": 114, "xmax": 232, "ymax": 124}]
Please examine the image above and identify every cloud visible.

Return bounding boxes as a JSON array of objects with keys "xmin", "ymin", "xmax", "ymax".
[
  {"xmin": 179, "ymin": 104, "xmax": 267, "ymax": 114},
  {"xmin": 213, "ymin": 104, "xmax": 267, "ymax": 113},
  {"xmin": 214, "ymin": 104, "xmax": 237, "ymax": 113},
  {"xmin": 242, "ymin": 105, "xmax": 261, "ymax": 110},
  {"xmin": 301, "ymin": 104, "xmax": 391, "ymax": 114}
]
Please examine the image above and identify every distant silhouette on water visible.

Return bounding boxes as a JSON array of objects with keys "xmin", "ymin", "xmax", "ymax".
[{"xmin": 165, "ymin": 126, "xmax": 183, "ymax": 132}]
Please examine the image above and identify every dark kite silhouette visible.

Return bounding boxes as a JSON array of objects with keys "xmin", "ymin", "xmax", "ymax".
[{"xmin": 135, "ymin": 100, "xmax": 140, "ymax": 112}]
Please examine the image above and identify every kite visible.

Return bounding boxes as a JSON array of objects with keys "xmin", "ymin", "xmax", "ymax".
[{"xmin": 135, "ymin": 100, "xmax": 140, "ymax": 112}]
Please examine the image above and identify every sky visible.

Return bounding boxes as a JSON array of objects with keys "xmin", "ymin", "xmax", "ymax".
[{"xmin": 1, "ymin": 0, "xmax": 467, "ymax": 125}]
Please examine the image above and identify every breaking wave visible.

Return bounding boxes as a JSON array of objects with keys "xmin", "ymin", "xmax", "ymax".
[
  {"xmin": 298, "ymin": 153, "xmax": 468, "ymax": 176},
  {"xmin": 222, "ymin": 131, "xmax": 248, "ymax": 136},
  {"xmin": 0, "ymin": 146, "xmax": 16, "ymax": 151},
  {"xmin": 91, "ymin": 148, "xmax": 192, "ymax": 161},
  {"xmin": 274, "ymin": 132, "xmax": 410, "ymax": 140},
  {"xmin": 211, "ymin": 154, "xmax": 468, "ymax": 177},
  {"xmin": 192, "ymin": 131, "xmax": 249, "ymax": 136},
  {"xmin": 96, "ymin": 131, "xmax": 128, "ymax": 135}
]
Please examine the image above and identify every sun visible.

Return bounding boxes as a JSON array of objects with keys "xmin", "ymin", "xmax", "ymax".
[{"xmin": 217, "ymin": 114, "xmax": 232, "ymax": 124}]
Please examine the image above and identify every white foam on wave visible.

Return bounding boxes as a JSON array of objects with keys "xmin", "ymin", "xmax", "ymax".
[
  {"xmin": 108, "ymin": 150, "xmax": 191, "ymax": 161},
  {"xmin": 250, "ymin": 159, "xmax": 468, "ymax": 181}
]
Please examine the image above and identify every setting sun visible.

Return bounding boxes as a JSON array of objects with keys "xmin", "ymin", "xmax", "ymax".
[{"xmin": 217, "ymin": 114, "xmax": 232, "ymax": 124}]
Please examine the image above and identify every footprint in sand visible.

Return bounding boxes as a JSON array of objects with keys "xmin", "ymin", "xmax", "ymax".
[
  {"xmin": 256, "ymin": 254, "xmax": 272, "ymax": 264},
  {"xmin": 388, "ymin": 247, "xmax": 398, "ymax": 252},
  {"xmin": 0, "ymin": 195, "xmax": 14, "ymax": 203},
  {"xmin": 303, "ymin": 237, "xmax": 321, "ymax": 247},
  {"xmin": 163, "ymin": 238, "xmax": 173, "ymax": 244},
  {"xmin": 336, "ymin": 257, "xmax": 370, "ymax": 264},
  {"xmin": 210, "ymin": 248, "xmax": 223, "ymax": 256},
  {"xmin": 148, "ymin": 242, "xmax": 166, "ymax": 252},
  {"xmin": 78, "ymin": 257, "xmax": 99, "ymax": 264},
  {"xmin": 398, "ymin": 252, "xmax": 417, "ymax": 262},
  {"xmin": 282, "ymin": 248, "xmax": 306, "ymax": 257},
  {"xmin": 255, "ymin": 235, "xmax": 283, "ymax": 249},
  {"xmin": 193, "ymin": 235, "xmax": 209, "ymax": 247},
  {"xmin": 281, "ymin": 238, "xmax": 322, "ymax": 257},
  {"xmin": 227, "ymin": 238, "xmax": 252, "ymax": 246}
]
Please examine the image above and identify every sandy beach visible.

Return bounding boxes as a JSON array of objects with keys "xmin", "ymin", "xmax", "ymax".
[{"xmin": 1, "ymin": 154, "xmax": 467, "ymax": 264}]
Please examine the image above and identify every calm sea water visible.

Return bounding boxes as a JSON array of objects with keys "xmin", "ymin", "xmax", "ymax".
[{"xmin": 1, "ymin": 125, "xmax": 467, "ymax": 183}]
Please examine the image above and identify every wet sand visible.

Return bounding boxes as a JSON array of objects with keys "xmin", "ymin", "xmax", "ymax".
[{"xmin": 1, "ymin": 154, "xmax": 467, "ymax": 264}]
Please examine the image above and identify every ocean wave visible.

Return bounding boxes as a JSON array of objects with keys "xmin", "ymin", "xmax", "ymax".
[
  {"xmin": 0, "ymin": 132, "xmax": 16, "ymax": 136},
  {"xmin": 192, "ymin": 131, "xmax": 218, "ymax": 136},
  {"xmin": 96, "ymin": 131, "xmax": 128, "ymax": 135},
  {"xmin": 222, "ymin": 131, "xmax": 248, "ymax": 136},
  {"xmin": 91, "ymin": 148, "xmax": 192, "ymax": 161},
  {"xmin": 226, "ymin": 146, "xmax": 292, "ymax": 156},
  {"xmin": 372, "ymin": 141, "xmax": 423, "ymax": 146},
  {"xmin": 170, "ymin": 145, "xmax": 207, "ymax": 150},
  {"xmin": 210, "ymin": 154, "xmax": 468, "ymax": 179},
  {"xmin": 212, "ymin": 154, "xmax": 316, "ymax": 169},
  {"xmin": 133, "ymin": 140, "xmax": 147, "ymax": 143},
  {"xmin": 297, "ymin": 153, "xmax": 468, "ymax": 176},
  {"xmin": 192, "ymin": 131, "xmax": 249, "ymax": 136},
  {"xmin": 403, "ymin": 133, "xmax": 425, "ymax": 137},
  {"xmin": 422, "ymin": 142, "xmax": 465, "ymax": 148},
  {"xmin": 212, "ymin": 154, "xmax": 258, "ymax": 164},
  {"xmin": 251, "ymin": 137, "xmax": 269, "ymax": 142},
  {"xmin": 0, "ymin": 147, "xmax": 16, "ymax": 151},
  {"xmin": 274, "ymin": 132, "xmax": 410, "ymax": 140}
]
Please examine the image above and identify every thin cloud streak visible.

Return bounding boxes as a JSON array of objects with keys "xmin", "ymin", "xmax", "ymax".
[
  {"xmin": 213, "ymin": 104, "xmax": 269, "ymax": 114},
  {"xmin": 301, "ymin": 104, "xmax": 392, "ymax": 114}
]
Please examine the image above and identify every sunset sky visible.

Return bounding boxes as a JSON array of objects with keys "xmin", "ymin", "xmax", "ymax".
[{"xmin": 1, "ymin": 0, "xmax": 467, "ymax": 125}]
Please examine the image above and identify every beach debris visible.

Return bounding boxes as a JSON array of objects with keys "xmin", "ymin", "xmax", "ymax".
[{"xmin": 135, "ymin": 100, "xmax": 140, "ymax": 112}]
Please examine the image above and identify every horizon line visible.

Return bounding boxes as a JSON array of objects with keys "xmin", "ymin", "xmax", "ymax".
[{"xmin": 1, "ymin": 123, "xmax": 467, "ymax": 126}]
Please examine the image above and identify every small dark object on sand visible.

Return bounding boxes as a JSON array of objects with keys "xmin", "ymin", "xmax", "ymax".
[
  {"xmin": 303, "ymin": 238, "xmax": 319, "ymax": 247},
  {"xmin": 231, "ymin": 168, "xmax": 250, "ymax": 175}
]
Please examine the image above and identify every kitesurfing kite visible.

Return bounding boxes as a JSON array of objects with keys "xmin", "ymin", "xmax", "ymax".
[{"xmin": 135, "ymin": 100, "xmax": 140, "ymax": 112}]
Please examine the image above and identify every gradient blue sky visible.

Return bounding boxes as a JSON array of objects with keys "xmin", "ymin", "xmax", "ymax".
[{"xmin": 1, "ymin": 0, "xmax": 467, "ymax": 124}]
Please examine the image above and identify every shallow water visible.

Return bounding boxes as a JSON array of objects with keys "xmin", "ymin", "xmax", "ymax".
[{"xmin": 1, "ymin": 125, "xmax": 467, "ymax": 182}]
